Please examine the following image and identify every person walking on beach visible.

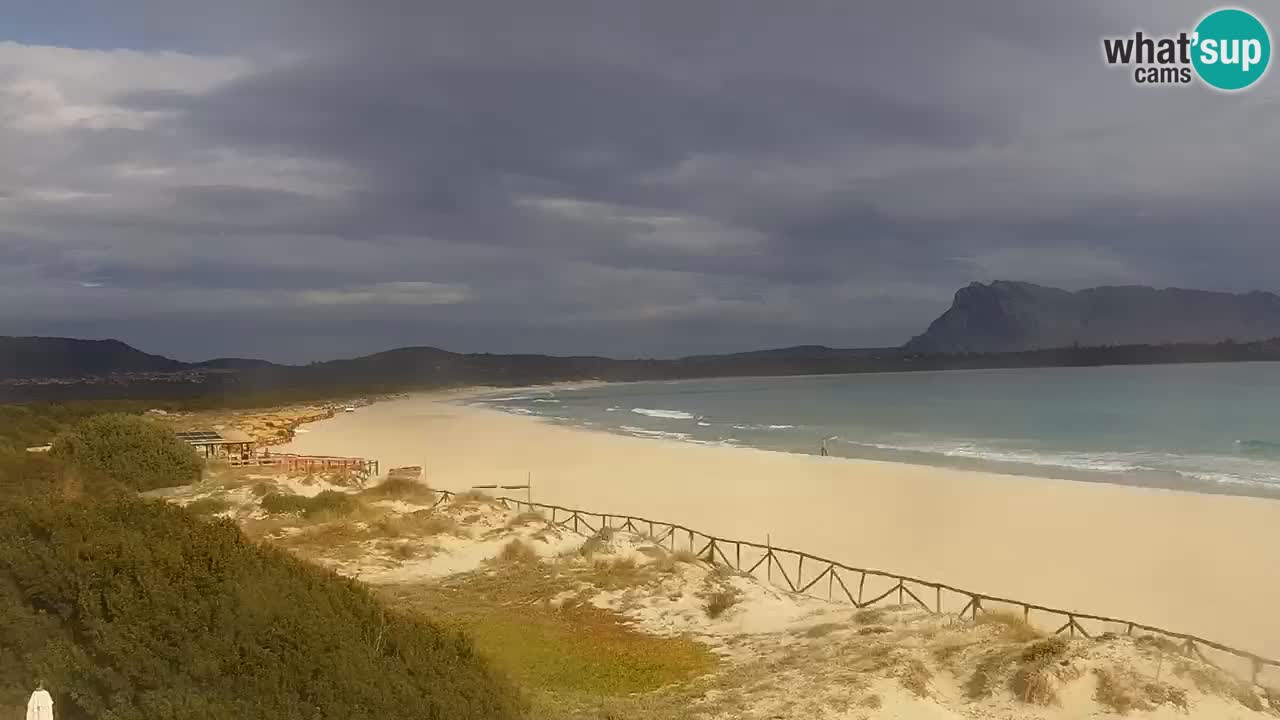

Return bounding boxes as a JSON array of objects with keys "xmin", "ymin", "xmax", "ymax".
[{"xmin": 26, "ymin": 682, "xmax": 53, "ymax": 720}]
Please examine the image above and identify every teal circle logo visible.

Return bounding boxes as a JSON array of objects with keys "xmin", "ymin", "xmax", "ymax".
[{"xmin": 1192, "ymin": 8, "xmax": 1271, "ymax": 90}]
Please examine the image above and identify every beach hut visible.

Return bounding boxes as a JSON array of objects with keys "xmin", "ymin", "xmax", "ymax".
[{"xmin": 174, "ymin": 428, "xmax": 256, "ymax": 461}]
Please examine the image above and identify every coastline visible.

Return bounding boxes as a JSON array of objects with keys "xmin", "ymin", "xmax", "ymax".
[{"xmin": 280, "ymin": 390, "xmax": 1280, "ymax": 663}]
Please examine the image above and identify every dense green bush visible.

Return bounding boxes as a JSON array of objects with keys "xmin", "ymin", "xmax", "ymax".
[
  {"xmin": 0, "ymin": 496, "xmax": 525, "ymax": 720},
  {"xmin": 261, "ymin": 491, "xmax": 312, "ymax": 515},
  {"xmin": 0, "ymin": 449, "xmax": 62, "ymax": 499},
  {"xmin": 185, "ymin": 496, "xmax": 232, "ymax": 516},
  {"xmin": 49, "ymin": 413, "xmax": 201, "ymax": 492},
  {"xmin": 261, "ymin": 490, "xmax": 358, "ymax": 518}
]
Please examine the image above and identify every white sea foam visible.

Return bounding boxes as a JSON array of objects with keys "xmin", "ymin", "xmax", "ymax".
[
  {"xmin": 631, "ymin": 407, "xmax": 696, "ymax": 420},
  {"xmin": 532, "ymin": 399, "xmax": 560, "ymax": 403},
  {"xmin": 619, "ymin": 425, "xmax": 691, "ymax": 441},
  {"xmin": 766, "ymin": 424, "xmax": 795, "ymax": 430},
  {"xmin": 697, "ymin": 421, "xmax": 711, "ymax": 427}
]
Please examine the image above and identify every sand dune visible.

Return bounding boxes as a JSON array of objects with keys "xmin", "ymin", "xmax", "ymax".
[{"xmin": 280, "ymin": 391, "xmax": 1280, "ymax": 677}]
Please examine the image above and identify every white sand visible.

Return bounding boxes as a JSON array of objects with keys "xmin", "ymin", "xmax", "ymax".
[{"xmin": 280, "ymin": 391, "xmax": 1280, "ymax": 671}]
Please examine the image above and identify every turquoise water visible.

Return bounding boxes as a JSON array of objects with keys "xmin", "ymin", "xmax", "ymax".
[{"xmin": 470, "ymin": 363, "xmax": 1280, "ymax": 499}]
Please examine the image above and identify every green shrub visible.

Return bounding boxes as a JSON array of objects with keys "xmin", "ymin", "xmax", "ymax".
[
  {"xmin": 260, "ymin": 492, "xmax": 311, "ymax": 515},
  {"xmin": 185, "ymin": 497, "xmax": 232, "ymax": 517},
  {"xmin": 48, "ymin": 414, "xmax": 201, "ymax": 492},
  {"xmin": 361, "ymin": 477, "xmax": 436, "ymax": 501},
  {"xmin": 306, "ymin": 490, "xmax": 359, "ymax": 517},
  {"xmin": 0, "ymin": 403, "xmax": 147, "ymax": 454},
  {"xmin": 0, "ymin": 496, "xmax": 525, "ymax": 720},
  {"xmin": 703, "ymin": 590, "xmax": 738, "ymax": 619},
  {"xmin": 261, "ymin": 490, "xmax": 358, "ymax": 518},
  {"xmin": 0, "ymin": 449, "xmax": 65, "ymax": 498}
]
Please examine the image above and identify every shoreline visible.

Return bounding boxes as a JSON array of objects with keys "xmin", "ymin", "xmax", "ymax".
[
  {"xmin": 280, "ymin": 391, "xmax": 1280, "ymax": 663},
  {"xmin": 525, "ymin": 408, "xmax": 1280, "ymax": 502}
]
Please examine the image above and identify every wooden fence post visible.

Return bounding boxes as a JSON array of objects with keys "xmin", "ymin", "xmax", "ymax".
[{"xmin": 766, "ymin": 534, "xmax": 772, "ymax": 582}]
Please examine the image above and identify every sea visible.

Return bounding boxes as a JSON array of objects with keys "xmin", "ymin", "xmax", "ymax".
[{"xmin": 467, "ymin": 362, "xmax": 1280, "ymax": 499}]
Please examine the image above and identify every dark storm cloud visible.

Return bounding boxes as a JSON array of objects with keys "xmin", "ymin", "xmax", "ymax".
[{"xmin": 2, "ymin": 0, "xmax": 1279, "ymax": 361}]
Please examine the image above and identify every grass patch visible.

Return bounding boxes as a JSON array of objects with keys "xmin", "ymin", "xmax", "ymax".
[
  {"xmin": 383, "ymin": 540, "xmax": 422, "ymax": 560},
  {"xmin": 185, "ymin": 496, "xmax": 232, "ymax": 516},
  {"xmin": 1135, "ymin": 633, "xmax": 1182, "ymax": 655},
  {"xmin": 1011, "ymin": 663, "xmax": 1059, "ymax": 705},
  {"xmin": 463, "ymin": 603, "xmax": 710, "ymax": 696},
  {"xmin": 282, "ymin": 521, "xmax": 370, "ymax": 555},
  {"xmin": 898, "ymin": 657, "xmax": 932, "ymax": 698},
  {"xmin": 974, "ymin": 610, "xmax": 1044, "ymax": 642},
  {"xmin": 378, "ymin": 565, "xmax": 716, "ymax": 700},
  {"xmin": 362, "ymin": 477, "xmax": 436, "ymax": 502},
  {"xmin": 304, "ymin": 490, "xmax": 360, "ymax": 517},
  {"xmin": 854, "ymin": 608, "xmax": 887, "ymax": 625},
  {"xmin": 858, "ymin": 694, "xmax": 882, "ymax": 709},
  {"xmin": 1176, "ymin": 662, "xmax": 1265, "ymax": 710},
  {"xmin": 582, "ymin": 556, "xmax": 652, "ymax": 590},
  {"xmin": 498, "ymin": 538, "xmax": 540, "ymax": 564},
  {"xmin": 803, "ymin": 622, "xmax": 844, "ymax": 639},
  {"xmin": 1093, "ymin": 667, "xmax": 1193, "ymax": 713},
  {"xmin": 506, "ymin": 510, "xmax": 547, "ymax": 528},
  {"xmin": 966, "ymin": 651, "xmax": 1011, "ymax": 700},
  {"xmin": 250, "ymin": 480, "xmax": 273, "ymax": 497},
  {"xmin": 1094, "ymin": 668, "xmax": 1154, "ymax": 713},
  {"xmin": 375, "ymin": 510, "xmax": 457, "ymax": 538},
  {"xmin": 671, "ymin": 549, "xmax": 698, "ymax": 564},
  {"xmin": 576, "ymin": 527, "xmax": 615, "ymax": 560},
  {"xmin": 260, "ymin": 492, "xmax": 310, "ymax": 515},
  {"xmin": 1021, "ymin": 636, "xmax": 1070, "ymax": 663},
  {"xmin": 652, "ymin": 547, "xmax": 699, "ymax": 574},
  {"xmin": 966, "ymin": 635, "xmax": 1077, "ymax": 703},
  {"xmin": 932, "ymin": 641, "xmax": 973, "ymax": 665},
  {"xmin": 260, "ymin": 490, "xmax": 359, "ymax": 518},
  {"xmin": 703, "ymin": 589, "xmax": 739, "ymax": 619}
]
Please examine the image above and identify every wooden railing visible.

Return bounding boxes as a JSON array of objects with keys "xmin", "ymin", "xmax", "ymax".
[
  {"xmin": 237, "ymin": 452, "xmax": 378, "ymax": 479},
  {"xmin": 429, "ymin": 488, "xmax": 1280, "ymax": 685}
]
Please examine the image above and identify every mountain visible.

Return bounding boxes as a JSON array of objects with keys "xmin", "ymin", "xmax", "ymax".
[
  {"xmin": 0, "ymin": 336, "xmax": 184, "ymax": 379},
  {"xmin": 905, "ymin": 281, "xmax": 1280, "ymax": 353},
  {"xmin": 8, "ymin": 280, "xmax": 1280, "ymax": 401}
]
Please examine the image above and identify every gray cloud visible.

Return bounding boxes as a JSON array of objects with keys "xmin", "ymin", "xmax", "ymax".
[{"xmin": 1, "ymin": 1, "xmax": 1278, "ymax": 362}]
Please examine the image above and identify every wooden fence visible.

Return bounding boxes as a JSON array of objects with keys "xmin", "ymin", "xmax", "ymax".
[{"xmin": 429, "ymin": 488, "xmax": 1280, "ymax": 685}]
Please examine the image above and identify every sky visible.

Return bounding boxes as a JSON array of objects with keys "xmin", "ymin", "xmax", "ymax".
[{"xmin": 1, "ymin": 1, "xmax": 1278, "ymax": 362}]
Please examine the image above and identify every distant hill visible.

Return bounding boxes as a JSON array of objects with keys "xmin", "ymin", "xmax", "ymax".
[
  {"xmin": 7, "ymin": 280, "xmax": 1280, "ymax": 401},
  {"xmin": 0, "ymin": 336, "xmax": 183, "ymax": 379},
  {"xmin": 905, "ymin": 281, "xmax": 1280, "ymax": 353}
]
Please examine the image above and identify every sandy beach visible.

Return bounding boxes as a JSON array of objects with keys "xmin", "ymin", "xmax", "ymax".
[{"xmin": 281, "ymin": 390, "xmax": 1280, "ymax": 667}]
